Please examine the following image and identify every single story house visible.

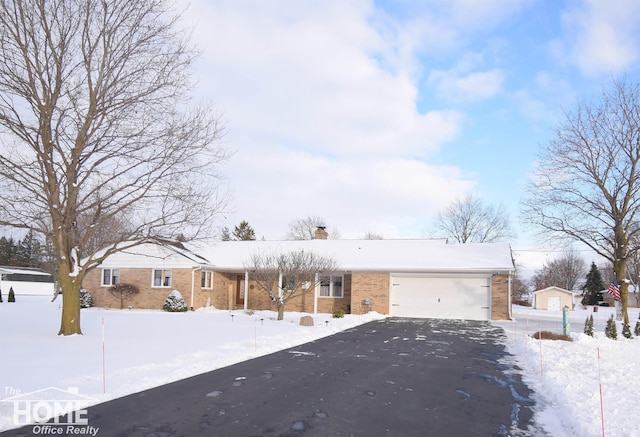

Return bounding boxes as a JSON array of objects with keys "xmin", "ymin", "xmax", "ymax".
[
  {"xmin": 83, "ymin": 232, "xmax": 515, "ymax": 321},
  {"xmin": 0, "ymin": 265, "xmax": 55, "ymax": 296},
  {"xmin": 533, "ymin": 286, "xmax": 576, "ymax": 310}
]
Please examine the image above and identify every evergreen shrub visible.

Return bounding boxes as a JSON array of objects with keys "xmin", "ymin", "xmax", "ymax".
[{"xmin": 163, "ymin": 290, "xmax": 187, "ymax": 312}]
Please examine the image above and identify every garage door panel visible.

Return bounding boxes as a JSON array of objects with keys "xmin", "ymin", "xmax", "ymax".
[{"xmin": 390, "ymin": 275, "xmax": 490, "ymax": 320}]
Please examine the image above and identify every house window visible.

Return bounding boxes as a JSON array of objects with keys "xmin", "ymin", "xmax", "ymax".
[
  {"xmin": 101, "ymin": 268, "xmax": 120, "ymax": 286},
  {"xmin": 281, "ymin": 276, "xmax": 295, "ymax": 291},
  {"xmin": 201, "ymin": 271, "xmax": 212, "ymax": 289},
  {"xmin": 320, "ymin": 275, "xmax": 343, "ymax": 298},
  {"xmin": 153, "ymin": 269, "xmax": 172, "ymax": 287}
]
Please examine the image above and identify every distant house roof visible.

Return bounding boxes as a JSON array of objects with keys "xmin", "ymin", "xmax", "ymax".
[
  {"xmin": 0, "ymin": 265, "xmax": 52, "ymax": 276},
  {"xmin": 191, "ymin": 239, "xmax": 515, "ymax": 273},
  {"xmin": 533, "ymin": 286, "xmax": 577, "ymax": 296},
  {"xmin": 0, "ymin": 265, "xmax": 54, "ymax": 283}
]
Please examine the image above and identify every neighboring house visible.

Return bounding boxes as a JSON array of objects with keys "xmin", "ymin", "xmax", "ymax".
[
  {"xmin": 83, "ymin": 241, "xmax": 216, "ymax": 310},
  {"xmin": 83, "ymin": 232, "xmax": 515, "ymax": 321},
  {"xmin": 0, "ymin": 265, "xmax": 55, "ymax": 296},
  {"xmin": 533, "ymin": 286, "xmax": 576, "ymax": 310}
]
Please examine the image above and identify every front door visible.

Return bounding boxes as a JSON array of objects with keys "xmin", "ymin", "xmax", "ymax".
[{"xmin": 236, "ymin": 276, "xmax": 245, "ymax": 307}]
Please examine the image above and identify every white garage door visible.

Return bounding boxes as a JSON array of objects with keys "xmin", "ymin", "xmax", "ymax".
[{"xmin": 389, "ymin": 275, "xmax": 491, "ymax": 320}]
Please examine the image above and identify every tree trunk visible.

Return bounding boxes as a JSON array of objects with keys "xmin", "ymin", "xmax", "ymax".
[
  {"xmin": 58, "ymin": 272, "xmax": 82, "ymax": 335},
  {"xmin": 277, "ymin": 302, "xmax": 285, "ymax": 321}
]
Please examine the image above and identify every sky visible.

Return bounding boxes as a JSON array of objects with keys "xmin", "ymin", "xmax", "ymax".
[{"xmin": 172, "ymin": 0, "xmax": 640, "ymax": 267}]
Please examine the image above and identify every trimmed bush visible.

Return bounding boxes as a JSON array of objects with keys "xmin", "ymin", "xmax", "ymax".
[
  {"xmin": 532, "ymin": 331, "xmax": 573, "ymax": 341},
  {"xmin": 605, "ymin": 315, "xmax": 618, "ymax": 340},
  {"xmin": 0, "ymin": 287, "xmax": 3, "ymax": 302},
  {"xmin": 79, "ymin": 289, "xmax": 93, "ymax": 308},
  {"xmin": 332, "ymin": 309, "xmax": 345, "ymax": 318},
  {"xmin": 622, "ymin": 322, "xmax": 633, "ymax": 339},
  {"xmin": 8, "ymin": 287, "xmax": 15, "ymax": 302},
  {"xmin": 635, "ymin": 319, "xmax": 640, "ymax": 337},
  {"xmin": 163, "ymin": 290, "xmax": 187, "ymax": 312},
  {"xmin": 584, "ymin": 315, "xmax": 594, "ymax": 337}
]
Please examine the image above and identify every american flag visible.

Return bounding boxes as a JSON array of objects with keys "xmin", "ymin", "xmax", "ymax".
[{"xmin": 607, "ymin": 277, "xmax": 621, "ymax": 300}]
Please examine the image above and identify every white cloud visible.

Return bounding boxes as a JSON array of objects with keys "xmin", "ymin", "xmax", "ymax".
[
  {"xmin": 560, "ymin": 0, "xmax": 640, "ymax": 76},
  {"xmin": 428, "ymin": 68, "xmax": 505, "ymax": 103},
  {"xmin": 170, "ymin": 0, "xmax": 482, "ymax": 238}
]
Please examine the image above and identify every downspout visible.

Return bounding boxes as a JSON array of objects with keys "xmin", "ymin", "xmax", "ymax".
[
  {"xmin": 244, "ymin": 270, "xmax": 249, "ymax": 311},
  {"xmin": 508, "ymin": 270, "xmax": 513, "ymax": 320},
  {"xmin": 191, "ymin": 266, "xmax": 202, "ymax": 311}
]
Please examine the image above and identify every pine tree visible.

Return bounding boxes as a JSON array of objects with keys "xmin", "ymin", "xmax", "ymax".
[
  {"xmin": 0, "ymin": 287, "xmax": 3, "ymax": 302},
  {"xmin": 605, "ymin": 315, "xmax": 617, "ymax": 340},
  {"xmin": 163, "ymin": 290, "xmax": 188, "ymax": 312},
  {"xmin": 8, "ymin": 287, "xmax": 15, "ymax": 302},
  {"xmin": 0, "ymin": 236, "xmax": 18, "ymax": 265},
  {"xmin": 582, "ymin": 262, "xmax": 604, "ymax": 306},
  {"xmin": 220, "ymin": 227, "xmax": 232, "ymax": 241},
  {"xmin": 622, "ymin": 322, "xmax": 633, "ymax": 339},
  {"xmin": 635, "ymin": 314, "xmax": 640, "ymax": 337},
  {"xmin": 15, "ymin": 230, "xmax": 43, "ymax": 268},
  {"xmin": 584, "ymin": 315, "xmax": 594, "ymax": 337},
  {"xmin": 233, "ymin": 221, "xmax": 256, "ymax": 241}
]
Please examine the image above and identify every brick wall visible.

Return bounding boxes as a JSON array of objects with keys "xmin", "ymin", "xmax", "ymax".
[
  {"xmin": 350, "ymin": 272, "xmax": 389, "ymax": 315},
  {"xmin": 491, "ymin": 273, "xmax": 511, "ymax": 320},
  {"xmin": 83, "ymin": 267, "xmax": 214, "ymax": 310}
]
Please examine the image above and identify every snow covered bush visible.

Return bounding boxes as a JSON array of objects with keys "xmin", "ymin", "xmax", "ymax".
[
  {"xmin": 79, "ymin": 289, "xmax": 93, "ymax": 308},
  {"xmin": 8, "ymin": 287, "xmax": 15, "ymax": 302},
  {"xmin": 622, "ymin": 322, "xmax": 633, "ymax": 339},
  {"xmin": 163, "ymin": 290, "xmax": 187, "ymax": 312}
]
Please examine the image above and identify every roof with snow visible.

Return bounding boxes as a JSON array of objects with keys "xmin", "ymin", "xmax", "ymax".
[
  {"xmin": 0, "ymin": 265, "xmax": 52, "ymax": 276},
  {"xmin": 191, "ymin": 239, "xmax": 515, "ymax": 273}
]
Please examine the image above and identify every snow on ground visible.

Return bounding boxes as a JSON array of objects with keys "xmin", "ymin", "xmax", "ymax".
[
  {"xmin": 496, "ymin": 305, "xmax": 640, "ymax": 437},
  {"xmin": 1, "ymin": 297, "xmax": 639, "ymax": 436}
]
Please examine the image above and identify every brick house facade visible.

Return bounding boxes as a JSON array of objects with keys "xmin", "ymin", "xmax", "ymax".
[{"xmin": 83, "ymin": 238, "xmax": 515, "ymax": 320}]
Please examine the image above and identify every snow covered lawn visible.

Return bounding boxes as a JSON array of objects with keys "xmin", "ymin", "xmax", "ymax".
[
  {"xmin": 1, "ymin": 297, "xmax": 639, "ymax": 436},
  {"xmin": 497, "ymin": 305, "xmax": 640, "ymax": 437}
]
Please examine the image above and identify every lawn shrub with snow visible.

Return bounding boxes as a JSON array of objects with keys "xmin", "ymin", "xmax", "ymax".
[
  {"xmin": 163, "ymin": 290, "xmax": 187, "ymax": 312},
  {"xmin": 80, "ymin": 288, "xmax": 93, "ymax": 308}
]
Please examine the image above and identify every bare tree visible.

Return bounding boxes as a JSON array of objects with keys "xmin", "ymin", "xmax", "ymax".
[
  {"xmin": 286, "ymin": 216, "xmax": 340, "ymax": 240},
  {"xmin": 511, "ymin": 273, "xmax": 531, "ymax": 305},
  {"xmin": 0, "ymin": 0, "xmax": 227, "ymax": 335},
  {"xmin": 522, "ymin": 77, "xmax": 640, "ymax": 327},
  {"xmin": 108, "ymin": 283, "xmax": 140, "ymax": 310},
  {"xmin": 529, "ymin": 249, "xmax": 587, "ymax": 291},
  {"xmin": 363, "ymin": 231, "xmax": 384, "ymax": 240},
  {"xmin": 433, "ymin": 193, "xmax": 514, "ymax": 243},
  {"xmin": 246, "ymin": 250, "xmax": 338, "ymax": 320}
]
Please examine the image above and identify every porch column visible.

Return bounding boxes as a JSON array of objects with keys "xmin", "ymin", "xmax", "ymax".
[
  {"xmin": 244, "ymin": 270, "xmax": 249, "ymax": 311},
  {"xmin": 313, "ymin": 272, "xmax": 318, "ymax": 314}
]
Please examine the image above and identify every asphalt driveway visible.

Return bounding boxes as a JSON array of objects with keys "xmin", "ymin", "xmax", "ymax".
[{"xmin": 2, "ymin": 318, "xmax": 537, "ymax": 437}]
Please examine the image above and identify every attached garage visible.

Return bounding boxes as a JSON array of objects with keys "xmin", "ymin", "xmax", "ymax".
[{"xmin": 390, "ymin": 274, "xmax": 492, "ymax": 320}]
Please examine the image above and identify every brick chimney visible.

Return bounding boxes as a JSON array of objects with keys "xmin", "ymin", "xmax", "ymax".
[{"xmin": 313, "ymin": 226, "xmax": 328, "ymax": 240}]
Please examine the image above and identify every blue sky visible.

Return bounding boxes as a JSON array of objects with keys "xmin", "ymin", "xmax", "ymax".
[{"xmin": 176, "ymin": 0, "xmax": 640, "ymax": 267}]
